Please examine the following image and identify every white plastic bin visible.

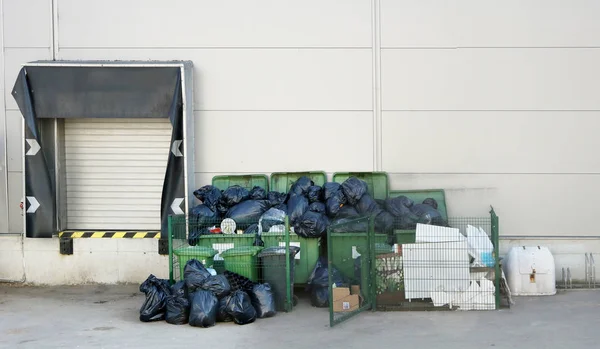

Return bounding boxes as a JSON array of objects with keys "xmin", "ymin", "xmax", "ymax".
[{"xmin": 504, "ymin": 246, "xmax": 556, "ymax": 296}]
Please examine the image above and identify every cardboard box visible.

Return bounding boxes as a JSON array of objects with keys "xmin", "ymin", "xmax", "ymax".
[
  {"xmin": 332, "ymin": 287, "xmax": 350, "ymax": 300},
  {"xmin": 333, "ymin": 285, "xmax": 361, "ymax": 313}
]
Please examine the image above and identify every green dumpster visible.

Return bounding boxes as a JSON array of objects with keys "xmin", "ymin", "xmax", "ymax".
[
  {"xmin": 262, "ymin": 232, "xmax": 319, "ymax": 285},
  {"xmin": 173, "ymin": 246, "xmax": 218, "ymax": 281},
  {"xmin": 329, "ymin": 232, "xmax": 388, "ymax": 281},
  {"xmin": 221, "ymin": 246, "xmax": 263, "ymax": 282}
]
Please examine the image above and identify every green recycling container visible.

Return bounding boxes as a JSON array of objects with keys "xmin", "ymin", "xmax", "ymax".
[
  {"xmin": 261, "ymin": 232, "xmax": 319, "ymax": 285},
  {"xmin": 329, "ymin": 232, "xmax": 388, "ymax": 281},
  {"xmin": 220, "ymin": 246, "xmax": 264, "ymax": 282},
  {"xmin": 195, "ymin": 234, "xmax": 256, "ymax": 273},
  {"xmin": 173, "ymin": 246, "xmax": 218, "ymax": 281}
]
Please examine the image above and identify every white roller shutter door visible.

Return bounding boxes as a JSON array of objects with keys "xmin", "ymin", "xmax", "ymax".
[{"xmin": 64, "ymin": 118, "xmax": 171, "ymax": 231}]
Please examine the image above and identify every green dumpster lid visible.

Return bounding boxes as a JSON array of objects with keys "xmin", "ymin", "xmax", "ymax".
[
  {"xmin": 212, "ymin": 174, "xmax": 269, "ymax": 191},
  {"xmin": 270, "ymin": 171, "xmax": 327, "ymax": 194},
  {"xmin": 356, "ymin": 243, "xmax": 393, "ymax": 255},
  {"xmin": 258, "ymin": 246, "xmax": 301, "ymax": 258},
  {"xmin": 174, "ymin": 246, "xmax": 218, "ymax": 258},
  {"xmin": 220, "ymin": 246, "xmax": 264, "ymax": 257}
]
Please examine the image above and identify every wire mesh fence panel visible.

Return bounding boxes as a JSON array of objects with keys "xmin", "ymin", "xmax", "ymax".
[
  {"xmin": 374, "ymin": 209, "xmax": 501, "ymax": 311},
  {"xmin": 168, "ymin": 215, "xmax": 295, "ymax": 313},
  {"xmin": 327, "ymin": 216, "xmax": 375, "ymax": 327}
]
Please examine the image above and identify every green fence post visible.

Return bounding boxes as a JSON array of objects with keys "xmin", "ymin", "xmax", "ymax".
[
  {"xmin": 490, "ymin": 207, "xmax": 500, "ymax": 309},
  {"xmin": 284, "ymin": 216, "xmax": 292, "ymax": 312},
  {"xmin": 168, "ymin": 215, "xmax": 174, "ymax": 284},
  {"xmin": 369, "ymin": 216, "xmax": 376, "ymax": 311},
  {"xmin": 328, "ymin": 226, "xmax": 334, "ymax": 327}
]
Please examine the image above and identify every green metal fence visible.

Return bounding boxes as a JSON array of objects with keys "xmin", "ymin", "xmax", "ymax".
[
  {"xmin": 168, "ymin": 215, "xmax": 295, "ymax": 312},
  {"xmin": 374, "ymin": 208, "xmax": 501, "ymax": 311},
  {"xmin": 327, "ymin": 216, "xmax": 375, "ymax": 327}
]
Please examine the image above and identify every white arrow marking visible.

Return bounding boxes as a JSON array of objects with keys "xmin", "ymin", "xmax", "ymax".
[
  {"xmin": 171, "ymin": 198, "xmax": 184, "ymax": 215},
  {"xmin": 171, "ymin": 140, "xmax": 183, "ymax": 157},
  {"xmin": 26, "ymin": 139, "xmax": 41, "ymax": 156},
  {"xmin": 26, "ymin": 196, "xmax": 40, "ymax": 213}
]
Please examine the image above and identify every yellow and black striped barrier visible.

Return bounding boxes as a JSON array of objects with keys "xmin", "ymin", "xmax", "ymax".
[{"xmin": 59, "ymin": 231, "xmax": 161, "ymax": 239}]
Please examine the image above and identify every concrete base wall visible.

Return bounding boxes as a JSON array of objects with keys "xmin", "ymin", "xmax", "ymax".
[
  {"xmin": 0, "ymin": 235, "xmax": 597, "ymax": 285},
  {"xmin": 0, "ymin": 236, "xmax": 168, "ymax": 285}
]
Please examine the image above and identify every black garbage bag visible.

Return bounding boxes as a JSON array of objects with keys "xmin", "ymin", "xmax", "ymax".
[
  {"xmin": 226, "ymin": 200, "xmax": 270, "ymax": 223},
  {"xmin": 411, "ymin": 204, "xmax": 442, "ymax": 220},
  {"xmin": 259, "ymin": 208, "xmax": 286, "ymax": 232},
  {"xmin": 139, "ymin": 274, "xmax": 171, "ymax": 322},
  {"xmin": 249, "ymin": 186, "xmax": 267, "ymax": 200},
  {"xmin": 307, "ymin": 186, "xmax": 323, "ymax": 203},
  {"xmin": 171, "ymin": 280, "xmax": 188, "ymax": 299},
  {"xmin": 341, "ymin": 177, "xmax": 368, "ymax": 205},
  {"xmin": 310, "ymin": 287, "xmax": 329, "ymax": 308},
  {"xmin": 322, "ymin": 182, "xmax": 343, "ymax": 201},
  {"xmin": 335, "ymin": 205, "xmax": 359, "ymax": 219},
  {"xmin": 422, "ymin": 198, "xmax": 438, "ymax": 209},
  {"xmin": 193, "ymin": 185, "xmax": 222, "ymax": 211},
  {"xmin": 325, "ymin": 196, "xmax": 345, "ymax": 218},
  {"xmin": 249, "ymin": 283, "xmax": 276, "ymax": 318},
  {"xmin": 165, "ymin": 295, "xmax": 190, "ymax": 325},
  {"xmin": 243, "ymin": 223, "xmax": 259, "ymax": 235},
  {"xmin": 307, "ymin": 257, "xmax": 344, "ymax": 308},
  {"xmin": 188, "ymin": 227, "xmax": 211, "ymax": 247},
  {"xmin": 356, "ymin": 194, "xmax": 383, "ymax": 216},
  {"xmin": 189, "ymin": 204, "xmax": 219, "ymax": 225},
  {"xmin": 189, "ymin": 290, "xmax": 218, "ymax": 328},
  {"xmin": 217, "ymin": 295, "xmax": 233, "ymax": 322},
  {"xmin": 184, "ymin": 259, "xmax": 211, "ymax": 293},
  {"xmin": 375, "ymin": 211, "xmax": 394, "ymax": 234},
  {"xmin": 226, "ymin": 290, "xmax": 257, "ymax": 325},
  {"xmin": 267, "ymin": 191, "xmax": 287, "ymax": 207},
  {"xmin": 294, "ymin": 211, "xmax": 329, "ymax": 238},
  {"xmin": 287, "ymin": 195, "xmax": 309, "ymax": 224},
  {"xmin": 385, "ymin": 196, "xmax": 414, "ymax": 217},
  {"xmin": 200, "ymin": 275, "xmax": 231, "ymax": 299},
  {"xmin": 274, "ymin": 203, "xmax": 288, "ymax": 215},
  {"xmin": 308, "ymin": 202, "xmax": 326, "ymax": 214},
  {"xmin": 329, "ymin": 217, "xmax": 369, "ymax": 233},
  {"xmin": 221, "ymin": 185, "xmax": 250, "ymax": 207},
  {"xmin": 290, "ymin": 176, "xmax": 314, "ymax": 196}
]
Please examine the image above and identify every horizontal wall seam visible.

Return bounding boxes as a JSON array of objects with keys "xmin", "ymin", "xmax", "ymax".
[{"xmin": 58, "ymin": 46, "xmax": 374, "ymax": 50}]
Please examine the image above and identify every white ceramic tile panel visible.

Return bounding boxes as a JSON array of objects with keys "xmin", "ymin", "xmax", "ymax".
[
  {"xmin": 386, "ymin": 173, "xmax": 600, "ymax": 236},
  {"xmin": 381, "ymin": 48, "xmax": 600, "ymax": 111},
  {"xmin": 57, "ymin": 48, "xmax": 373, "ymax": 111},
  {"xmin": 380, "ymin": 0, "xmax": 600, "ymax": 48},
  {"xmin": 194, "ymin": 111, "xmax": 374, "ymax": 173},
  {"xmin": 3, "ymin": 0, "xmax": 52, "ymax": 48},
  {"xmin": 3, "ymin": 48, "xmax": 52, "ymax": 110},
  {"xmin": 382, "ymin": 111, "xmax": 600, "ymax": 174},
  {"xmin": 7, "ymin": 171, "xmax": 23, "ymax": 234},
  {"xmin": 57, "ymin": 0, "xmax": 372, "ymax": 48},
  {"xmin": 5, "ymin": 111, "xmax": 23, "ymax": 172}
]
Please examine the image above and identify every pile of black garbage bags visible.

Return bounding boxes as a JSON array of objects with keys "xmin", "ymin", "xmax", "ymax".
[
  {"xmin": 189, "ymin": 176, "xmax": 447, "ymax": 240},
  {"xmin": 139, "ymin": 259, "xmax": 276, "ymax": 328}
]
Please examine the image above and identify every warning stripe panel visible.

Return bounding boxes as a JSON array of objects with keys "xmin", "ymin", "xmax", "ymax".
[{"xmin": 59, "ymin": 231, "xmax": 161, "ymax": 239}]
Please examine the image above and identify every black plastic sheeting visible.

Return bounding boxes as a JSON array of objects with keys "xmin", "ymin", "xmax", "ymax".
[{"xmin": 11, "ymin": 64, "xmax": 185, "ymax": 238}]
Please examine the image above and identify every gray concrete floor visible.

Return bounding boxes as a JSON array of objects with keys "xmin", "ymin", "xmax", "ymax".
[{"xmin": 0, "ymin": 284, "xmax": 598, "ymax": 349}]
